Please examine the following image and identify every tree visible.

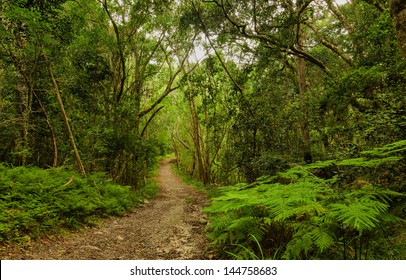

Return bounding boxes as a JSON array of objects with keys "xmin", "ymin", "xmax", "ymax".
[
  {"xmin": 0, "ymin": 0, "xmax": 69, "ymax": 166},
  {"xmin": 389, "ymin": 0, "xmax": 406, "ymax": 57},
  {"xmin": 93, "ymin": 0, "xmax": 197, "ymax": 186},
  {"xmin": 43, "ymin": 51, "xmax": 86, "ymax": 175}
]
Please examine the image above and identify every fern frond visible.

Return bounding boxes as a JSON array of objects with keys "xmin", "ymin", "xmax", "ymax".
[
  {"xmin": 205, "ymin": 140, "xmax": 404, "ymax": 259},
  {"xmin": 330, "ymin": 199, "xmax": 384, "ymax": 232},
  {"xmin": 278, "ymin": 166, "xmax": 308, "ymax": 182},
  {"xmin": 360, "ymin": 140, "xmax": 406, "ymax": 157},
  {"xmin": 305, "ymin": 160, "xmax": 337, "ymax": 169},
  {"xmin": 309, "ymin": 227, "xmax": 335, "ymax": 252},
  {"xmin": 284, "ymin": 232, "xmax": 313, "ymax": 259},
  {"xmin": 337, "ymin": 157, "xmax": 402, "ymax": 167}
]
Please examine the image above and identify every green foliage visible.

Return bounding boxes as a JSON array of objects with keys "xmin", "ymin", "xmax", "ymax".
[
  {"xmin": 205, "ymin": 141, "xmax": 405, "ymax": 259},
  {"xmin": 0, "ymin": 165, "xmax": 154, "ymax": 243},
  {"xmin": 361, "ymin": 140, "xmax": 406, "ymax": 157},
  {"xmin": 1, "ymin": 0, "xmax": 405, "ymax": 260}
]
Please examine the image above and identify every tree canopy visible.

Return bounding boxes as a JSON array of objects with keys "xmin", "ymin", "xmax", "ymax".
[{"xmin": 0, "ymin": 0, "xmax": 405, "ymax": 259}]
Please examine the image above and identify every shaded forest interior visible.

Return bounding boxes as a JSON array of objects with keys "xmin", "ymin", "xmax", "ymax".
[{"xmin": 0, "ymin": 0, "xmax": 405, "ymax": 259}]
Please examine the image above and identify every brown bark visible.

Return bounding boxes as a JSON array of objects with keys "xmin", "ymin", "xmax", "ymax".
[
  {"xmin": 33, "ymin": 92, "xmax": 58, "ymax": 167},
  {"xmin": 102, "ymin": 0, "xmax": 126, "ymax": 103},
  {"xmin": 389, "ymin": 0, "xmax": 406, "ymax": 58},
  {"xmin": 307, "ymin": 22, "xmax": 354, "ymax": 67},
  {"xmin": 11, "ymin": 25, "xmax": 33, "ymax": 166},
  {"xmin": 324, "ymin": 0, "xmax": 354, "ymax": 34},
  {"xmin": 189, "ymin": 96, "xmax": 209, "ymax": 185},
  {"xmin": 43, "ymin": 52, "xmax": 86, "ymax": 176},
  {"xmin": 15, "ymin": 78, "xmax": 31, "ymax": 166},
  {"xmin": 140, "ymin": 106, "xmax": 165, "ymax": 138},
  {"xmin": 297, "ymin": 23, "xmax": 313, "ymax": 164}
]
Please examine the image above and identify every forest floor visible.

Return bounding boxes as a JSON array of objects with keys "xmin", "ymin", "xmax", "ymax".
[{"xmin": 0, "ymin": 158, "xmax": 209, "ymax": 260}]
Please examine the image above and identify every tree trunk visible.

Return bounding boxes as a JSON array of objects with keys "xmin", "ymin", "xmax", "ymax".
[
  {"xmin": 389, "ymin": 0, "xmax": 406, "ymax": 58},
  {"xmin": 189, "ymin": 96, "xmax": 209, "ymax": 185},
  {"xmin": 43, "ymin": 52, "xmax": 86, "ymax": 176},
  {"xmin": 13, "ymin": 25, "xmax": 32, "ymax": 166},
  {"xmin": 297, "ymin": 23, "xmax": 313, "ymax": 164},
  {"xmin": 33, "ymin": 92, "xmax": 58, "ymax": 167},
  {"xmin": 15, "ymin": 78, "xmax": 31, "ymax": 166}
]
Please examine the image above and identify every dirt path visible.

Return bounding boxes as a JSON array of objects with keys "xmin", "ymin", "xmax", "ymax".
[{"xmin": 0, "ymin": 159, "xmax": 209, "ymax": 260}]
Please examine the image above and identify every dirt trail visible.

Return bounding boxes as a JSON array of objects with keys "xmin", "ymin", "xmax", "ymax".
[{"xmin": 0, "ymin": 159, "xmax": 209, "ymax": 260}]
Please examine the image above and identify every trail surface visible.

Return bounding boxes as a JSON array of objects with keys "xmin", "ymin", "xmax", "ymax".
[{"xmin": 0, "ymin": 159, "xmax": 208, "ymax": 260}]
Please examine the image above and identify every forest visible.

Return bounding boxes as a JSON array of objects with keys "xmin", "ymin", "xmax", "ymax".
[{"xmin": 0, "ymin": 0, "xmax": 405, "ymax": 260}]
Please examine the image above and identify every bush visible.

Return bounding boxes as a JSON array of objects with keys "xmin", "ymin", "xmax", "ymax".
[
  {"xmin": 205, "ymin": 140, "xmax": 406, "ymax": 260},
  {"xmin": 0, "ymin": 166, "xmax": 145, "ymax": 242}
]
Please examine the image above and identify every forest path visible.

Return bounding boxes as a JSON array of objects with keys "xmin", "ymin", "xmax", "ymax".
[{"xmin": 0, "ymin": 159, "xmax": 209, "ymax": 260}]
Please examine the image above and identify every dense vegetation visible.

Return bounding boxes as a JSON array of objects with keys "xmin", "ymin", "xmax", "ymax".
[
  {"xmin": 205, "ymin": 141, "xmax": 405, "ymax": 259},
  {"xmin": 0, "ymin": 164, "xmax": 158, "ymax": 245},
  {"xmin": 0, "ymin": 0, "xmax": 405, "ymax": 259}
]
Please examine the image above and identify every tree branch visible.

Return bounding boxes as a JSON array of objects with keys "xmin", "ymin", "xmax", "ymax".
[
  {"xmin": 140, "ymin": 106, "xmax": 165, "ymax": 138},
  {"xmin": 203, "ymin": 0, "xmax": 331, "ymax": 76},
  {"xmin": 307, "ymin": 22, "xmax": 354, "ymax": 67},
  {"xmin": 101, "ymin": 0, "xmax": 126, "ymax": 103},
  {"xmin": 195, "ymin": 4, "xmax": 257, "ymax": 119},
  {"xmin": 138, "ymin": 34, "xmax": 197, "ymax": 118}
]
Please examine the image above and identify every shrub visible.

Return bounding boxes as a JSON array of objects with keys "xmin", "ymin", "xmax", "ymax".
[
  {"xmin": 0, "ymin": 166, "xmax": 142, "ymax": 242},
  {"xmin": 205, "ymin": 140, "xmax": 406, "ymax": 259}
]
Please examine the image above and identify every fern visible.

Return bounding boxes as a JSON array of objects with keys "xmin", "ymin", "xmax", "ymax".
[
  {"xmin": 305, "ymin": 160, "xmax": 337, "ymax": 169},
  {"xmin": 284, "ymin": 231, "xmax": 313, "ymax": 259},
  {"xmin": 330, "ymin": 200, "xmax": 382, "ymax": 232},
  {"xmin": 311, "ymin": 227, "xmax": 335, "ymax": 252},
  {"xmin": 0, "ymin": 165, "xmax": 149, "ymax": 242},
  {"xmin": 205, "ymin": 140, "xmax": 405, "ymax": 259},
  {"xmin": 337, "ymin": 157, "xmax": 402, "ymax": 167},
  {"xmin": 360, "ymin": 140, "xmax": 406, "ymax": 157}
]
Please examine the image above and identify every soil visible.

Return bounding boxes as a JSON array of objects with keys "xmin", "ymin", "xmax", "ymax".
[{"xmin": 0, "ymin": 159, "xmax": 209, "ymax": 260}]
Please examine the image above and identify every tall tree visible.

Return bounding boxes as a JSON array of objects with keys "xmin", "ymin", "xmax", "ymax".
[{"xmin": 389, "ymin": 0, "xmax": 406, "ymax": 57}]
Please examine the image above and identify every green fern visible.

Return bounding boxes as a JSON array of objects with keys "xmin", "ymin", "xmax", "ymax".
[
  {"xmin": 205, "ymin": 140, "xmax": 405, "ymax": 260},
  {"xmin": 330, "ymin": 200, "xmax": 382, "ymax": 232},
  {"xmin": 284, "ymin": 231, "xmax": 313, "ymax": 259},
  {"xmin": 360, "ymin": 140, "xmax": 406, "ymax": 157},
  {"xmin": 337, "ymin": 157, "xmax": 402, "ymax": 167},
  {"xmin": 310, "ymin": 227, "xmax": 335, "ymax": 252}
]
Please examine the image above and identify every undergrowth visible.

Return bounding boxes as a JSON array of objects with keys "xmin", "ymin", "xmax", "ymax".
[
  {"xmin": 205, "ymin": 140, "xmax": 406, "ymax": 260},
  {"xmin": 171, "ymin": 162, "xmax": 220, "ymax": 198},
  {"xmin": 0, "ymin": 166, "xmax": 159, "ymax": 245}
]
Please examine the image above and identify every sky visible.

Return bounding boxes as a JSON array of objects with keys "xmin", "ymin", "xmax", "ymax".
[{"xmin": 335, "ymin": 0, "xmax": 348, "ymax": 5}]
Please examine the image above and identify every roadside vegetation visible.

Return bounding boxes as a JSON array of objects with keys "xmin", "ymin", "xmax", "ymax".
[
  {"xmin": 1, "ymin": 0, "xmax": 405, "ymax": 259},
  {"xmin": 0, "ymin": 165, "xmax": 158, "ymax": 246},
  {"xmin": 204, "ymin": 141, "xmax": 405, "ymax": 260}
]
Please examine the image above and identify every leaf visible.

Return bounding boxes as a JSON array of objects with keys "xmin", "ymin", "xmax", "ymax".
[
  {"xmin": 360, "ymin": 140, "xmax": 406, "ymax": 157},
  {"xmin": 330, "ymin": 199, "xmax": 386, "ymax": 232},
  {"xmin": 310, "ymin": 228, "xmax": 335, "ymax": 252}
]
